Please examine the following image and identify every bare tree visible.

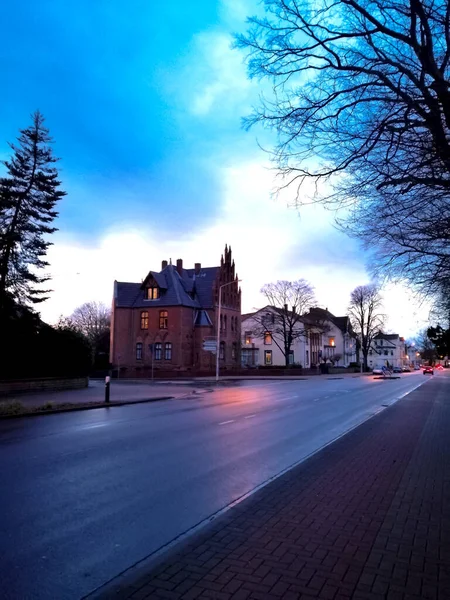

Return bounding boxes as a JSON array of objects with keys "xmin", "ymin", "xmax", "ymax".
[
  {"xmin": 252, "ymin": 280, "xmax": 316, "ymax": 366},
  {"xmin": 236, "ymin": 0, "xmax": 450, "ymax": 299},
  {"xmin": 348, "ymin": 285, "xmax": 385, "ymax": 370},
  {"xmin": 66, "ymin": 301, "xmax": 111, "ymax": 356}
]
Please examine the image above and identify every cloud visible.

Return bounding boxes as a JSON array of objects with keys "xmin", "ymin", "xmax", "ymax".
[{"xmin": 187, "ymin": 32, "xmax": 251, "ymax": 116}]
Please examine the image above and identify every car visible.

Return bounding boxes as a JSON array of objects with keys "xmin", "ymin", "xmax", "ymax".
[
  {"xmin": 392, "ymin": 366, "xmax": 403, "ymax": 373},
  {"xmin": 372, "ymin": 367, "xmax": 383, "ymax": 375},
  {"xmin": 414, "ymin": 365, "xmax": 421, "ymax": 370},
  {"xmin": 423, "ymin": 366, "xmax": 434, "ymax": 375},
  {"xmin": 402, "ymin": 366, "xmax": 411, "ymax": 372}
]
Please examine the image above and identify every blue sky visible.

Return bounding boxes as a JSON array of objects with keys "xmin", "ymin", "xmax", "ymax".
[{"xmin": 0, "ymin": 0, "xmax": 430, "ymax": 334}]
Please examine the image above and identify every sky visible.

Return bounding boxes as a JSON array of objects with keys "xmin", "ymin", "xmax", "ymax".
[{"xmin": 0, "ymin": 0, "xmax": 431, "ymax": 337}]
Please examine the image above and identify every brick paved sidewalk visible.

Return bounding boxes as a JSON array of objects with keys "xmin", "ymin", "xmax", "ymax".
[{"xmin": 96, "ymin": 376, "xmax": 450, "ymax": 600}]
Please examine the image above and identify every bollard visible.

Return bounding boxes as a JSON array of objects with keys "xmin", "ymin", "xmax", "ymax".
[{"xmin": 105, "ymin": 375, "xmax": 110, "ymax": 404}]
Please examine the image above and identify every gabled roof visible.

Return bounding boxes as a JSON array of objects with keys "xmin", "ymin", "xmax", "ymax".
[
  {"xmin": 374, "ymin": 333, "xmax": 400, "ymax": 340},
  {"xmin": 115, "ymin": 265, "xmax": 220, "ymax": 310}
]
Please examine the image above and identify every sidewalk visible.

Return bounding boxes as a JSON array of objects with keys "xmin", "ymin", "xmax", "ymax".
[{"xmin": 96, "ymin": 375, "xmax": 450, "ymax": 600}]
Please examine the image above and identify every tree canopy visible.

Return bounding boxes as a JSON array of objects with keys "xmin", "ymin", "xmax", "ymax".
[{"xmin": 237, "ymin": 0, "xmax": 450, "ymax": 299}]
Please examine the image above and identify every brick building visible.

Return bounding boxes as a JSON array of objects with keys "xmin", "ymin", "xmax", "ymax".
[{"xmin": 110, "ymin": 246, "xmax": 241, "ymax": 376}]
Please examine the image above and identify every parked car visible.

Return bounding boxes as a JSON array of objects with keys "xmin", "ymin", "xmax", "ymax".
[
  {"xmin": 402, "ymin": 366, "xmax": 411, "ymax": 372},
  {"xmin": 423, "ymin": 366, "xmax": 434, "ymax": 375},
  {"xmin": 393, "ymin": 366, "xmax": 403, "ymax": 373},
  {"xmin": 372, "ymin": 367, "xmax": 383, "ymax": 375}
]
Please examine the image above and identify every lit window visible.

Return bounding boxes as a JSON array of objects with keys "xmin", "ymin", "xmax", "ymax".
[
  {"xmin": 154, "ymin": 343, "xmax": 162, "ymax": 360},
  {"xmin": 328, "ymin": 337, "xmax": 335, "ymax": 347},
  {"xmin": 264, "ymin": 332, "xmax": 272, "ymax": 345},
  {"xmin": 244, "ymin": 331, "xmax": 252, "ymax": 345},
  {"xmin": 146, "ymin": 287, "xmax": 159, "ymax": 300},
  {"xmin": 140, "ymin": 311, "xmax": 149, "ymax": 330},
  {"xmin": 136, "ymin": 343, "xmax": 143, "ymax": 360},
  {"xmin": 264, "ymin": 350, "xmax": 273, "ymax": 365},
  {"xmin": 159, "ymin": 310, "xmax": 168, "ymax": 329},
  {"xmin": 220, "ymin": 341, "xmax": 225, "ymax": 360},
  {"xmin": 164, "ymin": 342, "xmax": 172, "ymax": 360}
]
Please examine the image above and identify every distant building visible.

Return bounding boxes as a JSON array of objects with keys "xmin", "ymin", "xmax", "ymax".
[
  {"xmin": 241, "ymin": 306, "xmax": 357, "ymax": 368},
  {"xmin": 368, "ymin": 333, "xmax": 406, "ymax": 369},
  {"xmin": 110, "ymin": 246, "xmax": 241, "ymax": 376}
]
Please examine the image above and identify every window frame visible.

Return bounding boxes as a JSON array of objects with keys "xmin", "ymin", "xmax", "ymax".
[
  {"xmin": 164, "ymin": 342, "xmax": 172, "ymax": 361},
  {"xmin": 264, "ymin": 350, "xmax": 273, "ymax": 365},
  {"xmin": 159, "ymin": 310, "xmax": 168, "ymax": 330},
  {"xmin": 140, "ymin": 311, "xmax": 149, "ymax": 330},
  {"xmin": 264, "ymin": 331, "xmax": 272, "ymax": 345},
  {"xmin": 154, "ymin": 342, "xmax": 162, "ymax": 360},
  {"xmin": 146, "ymin": 286, "xmax": 159, "ymax": 300},
  {"xmin": 220, "ymin": 341, "xmax": 225, "ymax": 360},
  {"xmin": 136, "ymin": 342, "xmax": 143, "ymax": 360}
]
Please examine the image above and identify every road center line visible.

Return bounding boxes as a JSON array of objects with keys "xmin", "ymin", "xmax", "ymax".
[
  {"xmin": 244, "ymin": 414, "xmax": 256, "ymax": 419},
  {"xmin": 218, "ymin": 420, "xmax": 235, "ymax": 425}
]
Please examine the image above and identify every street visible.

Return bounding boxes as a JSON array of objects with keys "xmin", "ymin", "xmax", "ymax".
[{"xmin": 0, "ymin": 372, "xmax": 431, "ymax": 599}]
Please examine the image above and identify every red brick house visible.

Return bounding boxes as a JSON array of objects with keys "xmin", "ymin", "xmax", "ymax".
[{"xmin": 110, "ymin": 246, "xmax": 241, "ymax": 376}]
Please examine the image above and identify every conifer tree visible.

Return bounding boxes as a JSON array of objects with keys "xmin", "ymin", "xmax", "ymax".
[{"xmin": 0, "ymin": 111, "xmax": 66, "ymax": 313}]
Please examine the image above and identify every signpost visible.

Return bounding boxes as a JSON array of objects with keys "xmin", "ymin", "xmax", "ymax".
[{"xmin": 203, "ymin": 340, "xmax": 217, "ymax": 354}]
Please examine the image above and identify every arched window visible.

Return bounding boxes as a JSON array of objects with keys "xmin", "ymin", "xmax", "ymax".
[
  {"xmin": 164, "ymin": 342, "xmax": 172, "ymax": 360},
  {"xmin": 220, "ymin": 341, "xmax": 225, "ymax": 360},
  {"xmin": 136, "ymin": 343, "xmax": 143, "ymax": 360}
]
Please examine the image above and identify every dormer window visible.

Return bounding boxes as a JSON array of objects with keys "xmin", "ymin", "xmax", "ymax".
[{"xmin": 146, "ymin": 286, "xmax": 159, "ymax": 300}]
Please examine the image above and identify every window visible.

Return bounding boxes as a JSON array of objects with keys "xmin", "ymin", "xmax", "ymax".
[
  {"xmin": 224, "ymin": 315, "xmax": 227, "ymax": 333},
  {"xmin": 391, "ymin": 351, "xmax": 394, "ymax": 356},
  {"xmin": 328, "ymin": 337, "xmax": 335, "ymax": 347},
  {"xmin": 164, "ymin": 342, "xmax": 172, "ymax": 360},
  {"xmin": 384, "ymin": 350, "xmax": 388, "ymax": 356},
  {"xmin": 159, "ymin": 310, "xmax": 168, "ymax": 329},
  {"xmin": 140, "ymin": 311, "xmax": 149, "ymax": 329},
  {"xmin": 244, "ymin": 331, "xmax": 252, "ymax": 345},
  {"xmin": 264, "ymin": 350, "xmax": 273, "ymax": 365},
  {"xmin": 306, "ymin": 350, "xmax": 309, "ymax": 365},
  {"xmin": 369, "ymin": 350, "xmax": 373, "ymax": 355},
  {"xmin": 136, "ymin": 343, "xmax": 143, "ymax": 360},
  {"xmin": 220, "ymin": 341, "xmax": 225, "ymax": 360},
  {"xmin": 146, "ymin": 286, "xmax": 159, "ymax": 300},
  {"xmin": 289, "ymin": 351, "xmax": 294, "ymax": 365},
  {"xmin": 154, "ymin": 343, "xmax": 162, "ymax": 360},
  {"xmin": 220, "ymin": 314, "xmax": 223, "ymax": 332},
  {"xmin": 232, "ymin": 343, "xmax": 237, "ymax": 360}
]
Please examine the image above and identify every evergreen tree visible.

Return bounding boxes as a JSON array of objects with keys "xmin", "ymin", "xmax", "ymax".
[{"xmin": 0, "ymin": 111, "xmax": 66, "ymax": 313}]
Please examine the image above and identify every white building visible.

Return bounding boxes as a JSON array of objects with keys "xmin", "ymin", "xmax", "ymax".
[
  {"xmin": 368, "ymin": 333, "xmax": 406, "ymax": 369},
  {"xmin": 241, "ymin": 306, "xmax": 357, "ymax": 368}
]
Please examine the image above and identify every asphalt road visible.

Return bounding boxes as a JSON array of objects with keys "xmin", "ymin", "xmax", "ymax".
[{"xmin": 0, "ymin": 372, "xmax": 432, "ymax": 599}]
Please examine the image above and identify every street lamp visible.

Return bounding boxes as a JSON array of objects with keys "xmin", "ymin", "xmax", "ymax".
[{"xmin": 216, "ymin": 279, "xmax": 242, "ymax": 382}]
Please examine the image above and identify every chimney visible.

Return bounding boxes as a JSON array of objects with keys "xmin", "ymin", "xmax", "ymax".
[
  {"xmin": 161, "ymin": 260, "xmax": 168, "ymax": 270},
  {"xmin": 195, "ymin": 262, "xmax": 201, "ymax": 274},
  {"xmin": 176, "ymin": 258, "xmax": 183, "ymax": 274}
]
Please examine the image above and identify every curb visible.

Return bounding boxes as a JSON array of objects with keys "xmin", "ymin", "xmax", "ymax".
[{"xmin": 0, "ymin": 395, "xmax": 175, "ymax": 420}]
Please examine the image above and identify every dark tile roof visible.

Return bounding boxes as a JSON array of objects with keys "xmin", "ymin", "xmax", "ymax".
[
  {"xmin": 374, "ymin": 333, "xmax": 399, "ymax": 340},
  {"xmin": 115, "ymin": 265, "xmax": 219, "ymax": 310},
  {"xmin": 186, "ymin": 267, "xmax": 220, "ymax": 308}
]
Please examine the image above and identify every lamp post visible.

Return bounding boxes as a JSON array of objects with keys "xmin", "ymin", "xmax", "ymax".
[{"xmin": 216, "ymin": 279, "xmax": 241, "ymax": 382}]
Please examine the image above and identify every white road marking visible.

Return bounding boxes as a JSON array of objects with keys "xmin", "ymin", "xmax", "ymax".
[
  {"xmin": 244, "ymin": 414, "xmax": 256, "ymax": 419},
  {"xmin": 219, "ymin": 420, "xmax": 235, "ymax": 425}
]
